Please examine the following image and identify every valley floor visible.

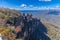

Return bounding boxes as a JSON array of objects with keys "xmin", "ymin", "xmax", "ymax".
[{"xmin": 41, "ymin": 20, "xmax": 60, "ymax": 40}]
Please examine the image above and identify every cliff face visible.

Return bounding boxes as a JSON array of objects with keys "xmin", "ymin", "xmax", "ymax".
[
  {"xmin": 0, "ymin": 8, "xmax": 60, "ymax": 40},
  {"xmin": 41, "ymin": 20, "xmax": 60, "ymax": 40}
]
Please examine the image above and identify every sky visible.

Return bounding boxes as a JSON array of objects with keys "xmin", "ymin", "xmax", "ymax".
[
  {"xmin": 0, "ymin": 0, "xmax": 60, "ymax": 10},
  {"xmin": 0, "ymin": 0, "xmax": 60, "ymax": 27}
]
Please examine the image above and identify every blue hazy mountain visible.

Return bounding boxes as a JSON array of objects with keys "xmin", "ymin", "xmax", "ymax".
[
  {"xmin": 19, "ymin": 10, "xmax": 49, "ymax": 16},
  {"xmin": 48, "ymin": 10, "xmax": 59, "ymax": 15},
  {"xmin": 19, "ymin": 10, "xmax": 59, "ymax": 15},
  {"xmin": 19, "ymin": 10, "xmax": 41, "ymax": 14}
]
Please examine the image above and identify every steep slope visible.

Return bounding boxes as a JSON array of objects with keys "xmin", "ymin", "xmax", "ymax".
[
  {"xmin": 0, "ymin": 8, "xmax": 20, "ymax": 17},
  {"xmin": 0, "ymin": 8, "xmax": 21, "ymax": 26},
  {"xmin": 41, "ymin": 20, "xmax": 60, "ymax": 40},
  {"xmin": 0, "ymin": 8, "xmax": 21, "ymax": 40}
]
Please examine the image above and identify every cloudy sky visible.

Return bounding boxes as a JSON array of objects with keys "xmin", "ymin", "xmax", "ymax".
[{"xmin": 0, "ymin": 0, "xmax": 60, "ymax": 10}]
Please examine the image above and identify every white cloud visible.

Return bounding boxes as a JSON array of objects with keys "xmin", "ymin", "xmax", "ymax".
[
  {"xmin": 29, "ymin": 5, "xmax": 34, "ymax": 7},
  {"xmin": 55, "ymin": 5, "xmax": 60, "ymax": 8},
  {"xmin": 20, "ymin": 4, "xmax": 27, "ymax": 7},
  {"xmin": 39, "ymin": 0, "xmax": 51, "ymax": 2},
  {"xmin": 14, "ymin": 5, "xmax": 60, "ymax": 10},
  {"xmin": 16, "ymin": 6, "xmax": 60, "ymax": 10}
]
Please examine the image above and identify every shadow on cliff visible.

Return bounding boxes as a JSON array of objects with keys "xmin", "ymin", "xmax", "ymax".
[
  {"xmin": 6, "ymin": 16, "xmax": 51, "ymax": 40},
  {"xmin": 29, "ymin": 19, "xmax": 51, "ymax": 40}
]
